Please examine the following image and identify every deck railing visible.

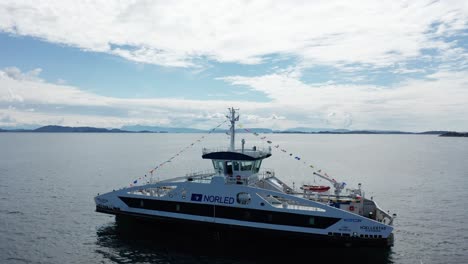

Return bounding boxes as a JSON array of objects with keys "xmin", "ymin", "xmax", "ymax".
[
  {"xmin": 258, "ymin": 168, "xmax": 275, "ymax": 178},
  {"xmin": 202, "ymin": 146, "xmax": 271, "ymax": 158}
]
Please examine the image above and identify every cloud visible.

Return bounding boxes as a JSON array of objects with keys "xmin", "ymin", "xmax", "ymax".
[
  {"xmin": 0, "ymin": 1, "xmax": 467, "ymax": 68},
  {"xmin": 1, "ymin": 67, "xmax": 467, "ymax": 131},
  {"xmin": 0, "ymin": 112, "xmax": 15, "ymax": 123},
  {"xmin": 0, "ymin": 67, "xmax": 275, "ymax": 128},
  {"xmin": 1, "ymin": 2, "xmax": 466, "ymax": 132},
  {"xmin": 325, "ymin": 111, "xmax": 353, "ymax": 128},
  {"xmin": 219, "ymin": 69, "xmax": 468, "ymax": 131},
  {"xmin": 3, "ymin": 67, "xmax": 42, "ymax": 81}
]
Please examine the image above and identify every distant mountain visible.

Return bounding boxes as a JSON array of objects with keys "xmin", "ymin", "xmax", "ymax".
[
  {"xmin": 0, "ymin": 124, "xmax": 41, "ymax": 130},
  {"xmin": 0, "ymin": 125, "xmax": 460, "ymax": 135},
  {"xmin": 439, "ymin": 132, "xmax": 468, "ymax": 137},
  {"xmin": 418, "ymin": 131, "xmax": 450, "ymax": 135},
  {"xmin": 329, "ymin": 129, "xmax": 352, "ymax": 133},
  {"xmin": 238, "ymin": 128, "xmax": 273, "ymax": 133},
  {"xmin": 0, "ymin": 128, "xmax": 33, "ymax": 132},
  {"xmin": 317, "ymin": 130, "xmax": 378, "ymax": 134},
  {"xmin": 33, "ymin": 125, "xmax": 129, "ymax": 133},
  {"xmin": 283, "ymin": 127, "xmax": 349, "ymax": 133},
  {"xmin": 121, "ymin": 125, "xmax": 272, "ymax": 133},
  {"xmin": 121, "ymin": 125, "xmax": 205, "ymax": 133},
  {"xmin": 275, "ymin": 128, "xmax": 457, "ymax": 135},
  {"xmin": 276, "ymin": 128, "xmax": 413, "ymax": 134}
]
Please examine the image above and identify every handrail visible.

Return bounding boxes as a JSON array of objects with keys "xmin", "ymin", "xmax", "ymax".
[
  {"xmin": 185, "ymin": 169, "xmax": 216, "ymax": 178},
  {"xmin": 258, "ymin": 168, "xmax": 275, "ymax": 178},
  {"xmin": 202, "ymin": 147, "xmax": 271, "ymax": 158}
]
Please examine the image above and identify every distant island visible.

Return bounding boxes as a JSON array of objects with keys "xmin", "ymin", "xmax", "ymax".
[
  {"xmin": 0, "ymin": 125, "xmax": 466, "ymax": 135},
  {"xmin": 439, "ymin": 132, "xmax": 468, "ymax": 137},
  {"xmin": 0, "ymin": 125, "xmax": 156, "ymax": 133}
]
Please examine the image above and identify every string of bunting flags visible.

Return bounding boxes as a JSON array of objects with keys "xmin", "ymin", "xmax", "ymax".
[
  {"xmin": 129, "ymin": 119, "xmax": 228, "ymax": 186},
  {"xmin": 238, "ymin": 124, "xmax": 340, "ymax": 185}
]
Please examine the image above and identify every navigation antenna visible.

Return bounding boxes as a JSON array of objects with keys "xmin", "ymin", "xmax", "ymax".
[{"xmin": 227, "ymin": 107, "xmax": 239, "ymax": 151}]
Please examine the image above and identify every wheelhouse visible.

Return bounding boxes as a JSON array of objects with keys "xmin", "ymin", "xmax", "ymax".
[{"xmin": 202, "ymin": 147, "xmax": 271, "ymax": 185}]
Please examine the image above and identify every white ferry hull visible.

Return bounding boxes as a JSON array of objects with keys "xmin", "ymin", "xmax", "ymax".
[
  {"xmin": 97, "ymin": 205, "xmax": 393, "ymax": 247},
  {"xmin": 95, "ymin": 183, "xmax": 394, "ymax": 248}
]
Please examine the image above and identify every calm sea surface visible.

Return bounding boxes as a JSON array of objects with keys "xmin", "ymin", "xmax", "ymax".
[{"xmin": 1, "ymin": 133, "xmax": 467, "ymax": 263}]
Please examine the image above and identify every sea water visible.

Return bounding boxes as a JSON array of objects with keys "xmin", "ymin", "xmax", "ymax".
[{"xmin": 1, "ymin": 133, "xmax": 467, "ymax": 263}]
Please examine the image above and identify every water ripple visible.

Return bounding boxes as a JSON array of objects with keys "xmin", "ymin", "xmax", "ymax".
[{"xmin": 0, "ymin": 134, "xmax": 467, "ymax": 264}]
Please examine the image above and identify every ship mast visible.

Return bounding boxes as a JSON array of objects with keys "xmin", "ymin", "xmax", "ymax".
[{"xmin": 227, "ymin": 107, "xmax": 239, "ymax": 151}]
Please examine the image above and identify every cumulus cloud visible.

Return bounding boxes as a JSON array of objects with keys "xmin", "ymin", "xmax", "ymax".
[
  {"xmin": 1, "ymin": 67, "xmax": 467, "ymax": 131},
  {"xmin": 219, "ymin": 70, "xmax": 468, "ymax": 131},
  {"xmin": 3, "ymin": 67, "xmax": 42, "ymax": 81},
  {"xmin": 1, "ymin": 1, "xmax": 467, "ymax": 131},
  {"xmin": 0, "ymin": 112, "xmax": 15, "ymax": 123},
  {"xmin": 325, "ymin": 111, "xmax": 353, "ymax": 128},
  {"xmin": 0, "ymin": 1, "xmax": 466, "ymax": 68},
  {"xmin": 0, "ymin": 67, "xmax": 274, "ymax": 128}
]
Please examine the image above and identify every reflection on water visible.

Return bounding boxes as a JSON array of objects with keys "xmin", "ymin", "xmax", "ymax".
[{"xmin": 95, "ymin": 218, "xmax": 393, "ymax": 264}]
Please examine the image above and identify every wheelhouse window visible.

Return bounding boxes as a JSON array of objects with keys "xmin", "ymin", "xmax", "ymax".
[
  {"xmin": 213, "ymin": 160, "xmax": 261, "ymax": 174},
  {"xmin": 240, "ymin": 161, "xmax": 253, "ymax": 171},
  {"xmin": 226, "ymin": 161, "xmax": 233, "ymax": 175},
  {"xmin": 253, "ymin": 160, "xmax": 262, "ymax": 173},
  {"xmin": 212, "ymin": 160, "xmax": 225, "ymax": 174},
  {"xmin": 233, "ymin": 161, "xmax": 240, "ymax": 171}
]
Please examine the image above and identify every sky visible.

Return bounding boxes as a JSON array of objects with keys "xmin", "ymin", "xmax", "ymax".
[{"xmin": 0, "ymin": 0, "xmax": 467, "ymax": 131}]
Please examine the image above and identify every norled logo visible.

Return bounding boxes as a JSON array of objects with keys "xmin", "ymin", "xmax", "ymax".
[{"xmin": 191, "ymin": 193, "xmax": 234, "ymax": 204}]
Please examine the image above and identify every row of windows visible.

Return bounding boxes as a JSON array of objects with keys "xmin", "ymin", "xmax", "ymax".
[
  {"xmin": 213, "ymin": 160, "xmax": 262, "ymax": 174},
  {"xmin": 328, "ymin": 232, "xmax": 383, "ymax": 239},
  {"xmin": 120, "ymin": 197, "xmax": 340, "ymax": 229}
]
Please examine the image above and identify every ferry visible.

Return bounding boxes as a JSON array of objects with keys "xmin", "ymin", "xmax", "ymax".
[{"xmin": 95, "ymin": 108, "xmax": 395, "ymax": 247}]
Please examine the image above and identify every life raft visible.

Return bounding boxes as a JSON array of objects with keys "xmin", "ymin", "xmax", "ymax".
[{"xmin": 300, "ymin": 185, "xmax": 331, "ymax": 192}]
